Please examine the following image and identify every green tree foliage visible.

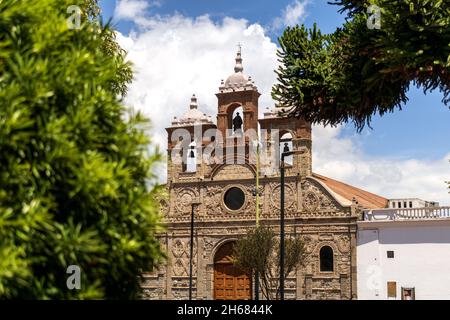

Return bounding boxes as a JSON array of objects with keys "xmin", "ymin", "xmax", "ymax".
[
  {"xmin": 233, "ymin": 226, "xmax": 306, "ymax": 300},
  {"xmin": 273, "ymin": 0, "xmax": 450, "ymax": 130},
  {"xmin": 0, "ymin": 0, "xmax": 164, "ymax": 298}
]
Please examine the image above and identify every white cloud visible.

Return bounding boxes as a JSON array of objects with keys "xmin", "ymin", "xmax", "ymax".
[
  {"xmin": 313, "ymin": 126, "xmax": 450, "ymax": 205},
  {"xmin": 272, "ymin": 0, "xmax": 309, "ymax": 30},
  {"xmin": 114, "ymin": 0, "xmax": 160, "ymax": 21},
  {"xmin": 116, "ymin": 14, "xmax": 278, "ymax": 148},
  {"xmin": 116, "ymin": 11, "xmax": 450, "ymax": 205}
]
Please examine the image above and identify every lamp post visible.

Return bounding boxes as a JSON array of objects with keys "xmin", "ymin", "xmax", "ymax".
[
  {"xmin": 188, "ymin": 147, "xmax": 200, "ymax": 300},
  {"xmin": 253, "ymin": 140, "xmax": 262, "ymax": 301},
  {"xmin": 279, "ymin": 147, "xmax": 305, "ymax": 300},
  {"xmin": 252, "ymin": 185, "xmax": 261, "ymax": 301},
  {"xmin": 189, "ymin": 201, "xmax": 200, "ymax": 300}
]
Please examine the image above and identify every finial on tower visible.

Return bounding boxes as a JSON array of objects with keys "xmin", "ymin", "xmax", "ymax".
[
  {"xmin": 234, "ymin": 43, "xmax": 243, "ymax": 73},
  {"xmin": 190, "ymin": 94, "xmax": 198, "ymax": 109}
]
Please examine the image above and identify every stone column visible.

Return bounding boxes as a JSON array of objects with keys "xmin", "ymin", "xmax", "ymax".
[
  {"xmin": 305, "ymin": 275, "xmax": 312, "ymax": 299},
  {"xmin": 217, "ymin": 112, "xmax": 228, "ymax": 141},
  {"xmin": 350, "ymin": 228, "xmax": 358, "ymax": 299},
  {"xmin": 206, "ymin": 263, "xmax": 214, "ymax": 299},
  {"xmin": 199, "ymin": 183, "xmax": 205, "ymax": 218},
  {"xmin": 166, "ymin": 234, "xmax": 173, "ymax": 299},
  {"xmin": 296, "ymin": 268, "xmax": 303, "ymax": 300},
  {"xmin": 197, "ymin": 235, "xmax": 205, "ymax": 299},
  {"xmin": 340, "ymin": 274, "xmax": 349, "ymax": 300},
  {"xmin": 296, "ymin": 178, "xmax": 303, "ymax": 213},
  {"xmin": 263, "ymin": 182, "xmax": 269, "ymax": 218}
]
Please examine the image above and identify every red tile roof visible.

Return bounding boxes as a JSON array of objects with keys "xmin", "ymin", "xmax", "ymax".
[{"xmin": 312, "ymin": 173, "xmax": 388, "ymax": 209}]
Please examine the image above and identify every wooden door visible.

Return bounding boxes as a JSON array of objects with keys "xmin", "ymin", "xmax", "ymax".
[
  {"xmin": 214, "ymin": 263, "xmax": 251, "ymax": 300},
  {"xmin": 213, "ymin": 242, "xmax": 251, "ymax": 300}
]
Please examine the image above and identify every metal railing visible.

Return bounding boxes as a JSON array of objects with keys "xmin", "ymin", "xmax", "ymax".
[{"xmin": 363, "ymin": 206, "xmax": 450, "ymax": 221}]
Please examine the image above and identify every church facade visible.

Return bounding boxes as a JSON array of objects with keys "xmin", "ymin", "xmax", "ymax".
[{"xmin": 141, "ymin": 49, "xmax": 388, "ymax": 300}]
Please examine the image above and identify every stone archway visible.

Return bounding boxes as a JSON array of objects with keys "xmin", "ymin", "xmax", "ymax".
[{"xmin": 213, "ymin": 241, "xmax": 251, "ymax": 300}]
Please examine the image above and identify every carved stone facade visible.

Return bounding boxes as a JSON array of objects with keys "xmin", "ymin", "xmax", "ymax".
[
  {"xmin": 141, "ymin": 49, "xmax": 367, "ymax": 300},
  {"xmin": 143, "ymin": 173, "xmax": 359, "ymax": 300}
]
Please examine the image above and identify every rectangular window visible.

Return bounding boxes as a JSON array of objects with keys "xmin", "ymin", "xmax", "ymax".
[
  {"xmin": 387, "ymin": 282, "xmax": 397, "ymax": 298},
  {"xmin": 398, "ymin": 202, "xmax": 402, "ymax": 208},
  {"xmin": 401, "ymin": 287, "xmax": 415, "ymax": 300},
  {"xmin": 409, "ymin": 201, "xmax": 413, "ymax": 208},
  {"xmin": 392, "ymin": 202, "xmax": 396, "ymax": 208},
  {"xmin": 404, "ymin": 201, "xmax": 407, "ymax": 208},
  {"xmin": 387, "ymin": 251, "xmax": 394, "ymax": 258}
]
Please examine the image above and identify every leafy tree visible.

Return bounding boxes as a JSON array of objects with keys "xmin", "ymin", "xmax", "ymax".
[
  {"xmin": 0, "ymin": 0, "xmax": 164, "ymax": 299},
  {"xmin": 273, "ymin": 0, "xmax": 450, "ymax": 131},
  {"xmin": 233, "ymin": 226, "xmax": 306, "ymax": 300}
]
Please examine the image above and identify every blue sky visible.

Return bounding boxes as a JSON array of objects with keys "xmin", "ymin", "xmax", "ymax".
[
  {"xmin": 101, "ymin": 1, "xmax": 347, "ymax": 40},
  {"xmin": 100, "ymin": 0, "xmax": 449, "ymax": 160},
  {"xmin": 98, "ymin": 0, "xmax": 450, "ymax": 203}
]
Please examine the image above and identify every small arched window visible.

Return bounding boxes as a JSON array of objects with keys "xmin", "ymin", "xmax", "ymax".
[
  {"xmin": 186, "ymin": 141, "xmax": 197, "ymax": 172},
  {"xmin": 231, "ymin": 106, "xmax": 244, "ymax": 137},
  {"xmin": 320, "ymin": 246, "xmax": 334, "ymax": 272},
  {"xmin": 280, "ymin": 132, "xmax": 293, "ymax": 166}
]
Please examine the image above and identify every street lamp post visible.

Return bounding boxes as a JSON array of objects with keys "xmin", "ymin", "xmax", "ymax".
[
  {"xmin": 279, "ymin": 147, "xmax": 305, "ymax": 300},
  {"xmin": 279, "ymin": 152, "xmax": 287, "ymax": 301},
  {"xmin": 187, "ymin": 149, "xmax": 200, "ymax": 300},
  {"xmin": 189, "ymin": 201, "xmax": 200, "ymax": 300},
  {"xmin": 189, "ymin": 203, "xmax": 195, "ymax": 300},
  {"xmin": 253, "ymin": 140, "xmax": 262, "ymax": 301}
]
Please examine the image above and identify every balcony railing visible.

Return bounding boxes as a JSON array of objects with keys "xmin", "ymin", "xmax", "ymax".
[{"xmin": 363, "ymin": 206, "xmax": 450, "ymax": 221}]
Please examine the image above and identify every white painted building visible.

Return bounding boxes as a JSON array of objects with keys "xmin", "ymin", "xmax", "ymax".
[
  {"xmin": 388, "ymin": 198, "xmax": 439, "ymax": 209},
  {"xmin": 357, "ymin": 206, "xmax": 450, "ymax": 300}
]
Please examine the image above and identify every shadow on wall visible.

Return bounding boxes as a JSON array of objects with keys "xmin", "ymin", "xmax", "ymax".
[{"xmin": 359, "ymin": 225, "xmax": 450, "ymax": 245}]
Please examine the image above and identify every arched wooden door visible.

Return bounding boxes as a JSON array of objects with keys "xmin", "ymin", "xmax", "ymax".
[{"xmin": 214, "ymin": 242, "xmax": 251, "ymax": 300}]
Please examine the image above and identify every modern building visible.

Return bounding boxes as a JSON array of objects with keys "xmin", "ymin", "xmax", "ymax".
[
  {"xmin": 357, "ymin": 206, "xmax": 450, "ymax": 300},
  {"xmin": 141, "ymin": 48, "xmax": 392, "ymax": 300}
]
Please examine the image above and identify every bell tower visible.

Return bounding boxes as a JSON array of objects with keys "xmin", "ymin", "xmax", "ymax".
[
  {"xmin": 216, "ymin": 46, "xmax": 260, "ymax": 144},
  {"xmin": 166, "ymin": 94, "xmax": 216, "ymax": 182},
  {"xmin": 259, "ymin": 108, "xmax": 312, "ymax": 178}
]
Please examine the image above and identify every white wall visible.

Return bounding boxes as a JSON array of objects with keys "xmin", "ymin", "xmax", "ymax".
[
  {"xmin": 357, "ymin": 220, "xmax": 450, "ymax": 300},
  {"xmin": 389, "ymin": 199, "xmax": 425, "ymax": 209},
  {"xmin": 388, "ymin": 199, "xmax": 440, "ymax": 209}
]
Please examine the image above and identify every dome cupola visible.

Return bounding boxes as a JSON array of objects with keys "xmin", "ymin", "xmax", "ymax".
[
  {"xmin": 170, "ymin": 94, "xmax": 214, "ymax": 127},
  {"xmin": 219, "ymin": 45, "xmax": 257, "ymax": 93}
]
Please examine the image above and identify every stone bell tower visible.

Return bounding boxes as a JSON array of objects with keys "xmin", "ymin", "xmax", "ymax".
[
  {"xmin": 216, "ymin": 46, "xmax": 260, "ymax": 146},
  {"xmin": 258, "ymin": 108, "xmax": 312, "ymax": 178},
  {"xmin": 165, "ymin": 94, "xmax": 216, "ymax": 182}
]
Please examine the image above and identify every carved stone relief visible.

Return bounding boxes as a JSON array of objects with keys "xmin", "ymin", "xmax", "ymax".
[
  {"xmin": 301, "ymin": 179, "xmax": 345, "ymax": 216},
  {"xmin": 141, "ymin": 287, "xmax": 163, "ymax": 300},
  {"xmin": 171, "ymin": 239, "xmax": 197, "ymax": 277},
  {"xmin": 175, "ymin": 188, "xmax": 198, "ymax": 215},
  {"xmin": 269, "ymin": 182, "xmax": 296, "ymax": 214},
  {"xmin": 303, "ymin": 191, "xmax": 319, "ymax": 212},
  {"xmin": 336, "ymin": 235, "xmax": 351, "ymax": 253},
  {"xmin": 205, "ymin": 185, "xmax": 223, "ymax": 215}
]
